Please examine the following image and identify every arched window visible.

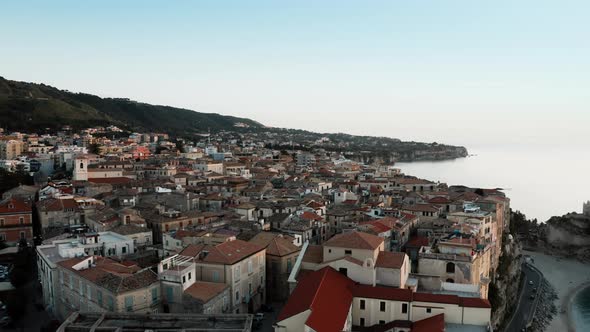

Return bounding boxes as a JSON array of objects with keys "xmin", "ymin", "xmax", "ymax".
[
  {"xmin": 80, "ymin": 162, "xmax": 84, "ymax": 169},
  {"xmin": 446, "ymin": 262, "xmax": 455, "ymax": 273}
]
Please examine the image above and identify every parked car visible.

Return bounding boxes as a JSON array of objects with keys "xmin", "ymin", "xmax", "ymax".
[
  {"xmin": 254, "ymin": 313, "xmax": 264, "ymax": 322},
  {"xmin": 0, "ymin": 316, "xmax": 12, "ymax": 327}
]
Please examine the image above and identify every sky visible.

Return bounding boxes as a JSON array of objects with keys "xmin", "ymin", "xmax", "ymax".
[{"xmin": 1, "ymin": 0, "xmax": 589, "ymax": 149}]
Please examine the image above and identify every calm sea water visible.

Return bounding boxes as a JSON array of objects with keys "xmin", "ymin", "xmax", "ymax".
[
  {"xmin": 395, "ymin": 145, "xmax": 590, "ymax": 222},
  {"xmin": 572, "ymin": 286, "xmax": 590, "ymax": 331}
]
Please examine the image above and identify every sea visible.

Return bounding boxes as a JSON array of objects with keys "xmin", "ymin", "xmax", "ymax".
[
  {"xmin": 395, "ymin": 144, "xmax": 590, "ymax": 223},
  {"xmin": 396, "ymin": 144, "xmax": 590, "ymax": 329},
  {"xmin": 572, "ymin": 286, "xmax": 590, "ymax": 331}
]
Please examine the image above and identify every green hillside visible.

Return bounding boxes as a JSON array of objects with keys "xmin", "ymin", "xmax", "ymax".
[{"xmin": 0, "ymin": 77, "xmax": 263, "ymax": 134}]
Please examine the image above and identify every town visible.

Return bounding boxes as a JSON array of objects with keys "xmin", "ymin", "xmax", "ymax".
[{"xmin": 0, "ymin": 126, "xmax": 511, "ymax": 332}]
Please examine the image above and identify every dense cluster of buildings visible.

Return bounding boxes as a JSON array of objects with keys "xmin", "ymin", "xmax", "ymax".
[{"xmin": 0, "ymin": 127, "xmax": 511, "ymax": 331}]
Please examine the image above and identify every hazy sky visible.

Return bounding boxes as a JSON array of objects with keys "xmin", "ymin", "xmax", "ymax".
[{"xmin": 2, "ymin": 0, "xmax": 589, "ymax": 148}]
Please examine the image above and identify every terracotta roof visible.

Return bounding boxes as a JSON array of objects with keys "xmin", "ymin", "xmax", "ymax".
[
  {"xmin": 184, "ymin": 281, "xmax": 229, "ymax": 303},
  {"xmin": 300, "ymin": 211, "xmax": 323, "ymax": 222},
  {"xmin": 321, "ymin": 255, "xmax": 364, "ymax": 267},
  {"xmin": 179, "ymin": 244, "xmax": 206, "ymax": 257},
  {"xmin": 36, "ymin": 198, "xmax": 78, "ymax": 212},
  {"xmin": 277, "ymin": 267, "xmax": 356, "ymax": 332},
  {"xmin": 249, "ymin": 233, "xmax": 300, "ymax": 257},
  {"xmin": 412, "ymin": 313, "xmax": 445, "ymax": 332},
  {"xmin": 352, "ymin": 284, "xmax": 413, "ymax": 302},
  {"xmin": 198, "ymin": 240, "xmax": 264, "ymax": 265},
  {"xmin": 406, "ymin": 236, "xmax": 429, "ymax": 248},
  {"xmin": 0, "ymin": 197, "xmax": 32, "ymax": 214},
  {"xmin": 302, "ymin": 245, "xmax": 324, "ymax": 264},
  {"xmin": 324, "ymin": 231, "xmax": 383, "ymax": 250},
  {"xmin": 88, "ymin": 177, "xmax": 131, "ymax": 184},
  {"xmin": 375, "ymin": 251, "xmax": 406, "ymax": 269}
]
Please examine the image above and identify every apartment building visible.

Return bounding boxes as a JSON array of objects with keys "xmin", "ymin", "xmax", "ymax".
[
  {"xmin": 160, "ymin": 239, "xmax": 266, "ymax": 314},
  {"xmin": 55, "ymin": 255, "xmax": 160, "ymax": 320},
  {"xmin": 0, "ymin": 197, "xmax": 33, "ymax": 245}
]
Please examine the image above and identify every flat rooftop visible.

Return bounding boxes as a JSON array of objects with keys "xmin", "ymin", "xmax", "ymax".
[{"xmin": 58, "ymin": 312, "xmax": 253, "ymax": 332}]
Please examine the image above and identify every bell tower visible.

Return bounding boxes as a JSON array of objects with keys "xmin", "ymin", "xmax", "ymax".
[{"xmin": 73, "ymin": 155, "xmax": 88, "ymax": 181}]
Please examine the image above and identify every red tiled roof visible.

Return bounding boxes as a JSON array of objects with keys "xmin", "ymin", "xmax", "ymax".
[
  {"xmin": 460, "ymin": 297, "xmax": 492, "ymax": 308},
  {"xmin": 324, "ymin": 231, "xmax": 383, "ymax": 250},
  {"xmin": 300, "ymin": 211, "xmax": 323, "ymax": 222},
  {"xmin": 375, "ymin": 251, "xmax": 406, "ymax": 269},
  {"xmin": 412, "ymin": 313, "xmax": 445, "ymax": 332},
  {"xmin": 352, "ymin": 284, "xmax": 413, "ymax": 302},
  {"xmin": 198, "ymin": 240, "xmax": 264, "ymax": 265},
  {"xmin": 302, "ymin": 245, "xmax": 324, "ymax": 264},
  {"xmin": 277, "ymin": 267, "xmax": 355, "ymax": 332},
  {"xmin": 88, "ymin": 177, "xmax": 131, "ymax": 184},
  {"xmin": 184, "ymin": 281, "xmax": 229, "ymax": 303},
  {"xmin": 406, "ymin": 236, "xmax": 429, "ymax": 248},
  {"xmin": 0, "ymin": 198, "xmax": 32, "ymax": 214}
]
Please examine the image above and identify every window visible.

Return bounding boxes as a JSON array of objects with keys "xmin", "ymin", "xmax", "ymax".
[
  {"xmin": 379, "ymin": 320, "xmax": 385, "ymax": 325},
  {"xmin": 19, "ymin": 217, "xmax": 24, "ymax": 225},
  {"xmin": 122, "ymin": 247, "xmax": 126, "ymax": 254},
  {"xmin": 248, "ymin": 259, "xmax": 253, "ymax": 274},
  {"xmin": 287, "ymin": 258, "xmax": 292, "ymax": 273},
  {"xmin": 426, "ymin": 308, "xmax": 432, "ymax": 313},
  {"xmin": 151, "ymin": 288, "xmax": 158, "ymax": 304},
  {"xmin": 446, "ymin": 262, "xmax": 455, "ymax": 273},
  {"xmin": 338, "ymin": 267, "xmax": 348, "ymax": 276},
  {"xmin": 97, "ymin": 290, "xmax": 103, "ymax": 306},
  {"xmin": 344, "ymin": 249, "xmax": 352, "ymax": 255},
  {"xmin": 188, "ymin": 272, "xmax": 192, "ymax": 280},
  {"xmin": 80, "ymin": 162, "xmax": 84, "ymax": 169},
  {"xmin": 380, "ymin": 301, "xmax": 386, "ymax": 312},
  {"xmin": 213, "ymin": 271, "xmax": 220, "ymax": 282},
  {"xmin": 235, "ymin": 291, "xmax": 240, "ymax": 301},
  {"xmin": 20, "ymin": 231, "xmax": 25, "ymax": 240},
  {"xmin": 360, "ymin": 299, "xmax": 366, "ymax": 310},
  {"xmin": 87, "ymin": 285, "xmax": 92, "ymax": 300},
  {"xmin": 80, "ymin": 283, "xmax": 84, "ymax": 296},
  {"xmin": 0, "ymin": 219, "xmax": 3, "ymax": 226},
  {"xmin": 360, "ymin": 318, "xmax": 365, "ymax": 327},
  {"xmin": 125, "ymin": 296, "xmax": 134, "ymax": 312},
  {"xmin": 402, "ymin": 303, "xmax": 408, "ymax": 314},
  {"xmin": 166, "ymin": 286, "xmax": 173, "ymax": 300},
  {"xmin": 182, "ymin": 276, "xmax": 186, "ymax": 283},
  {"xmin": 107, "ymin": 296, "xmax": 114, "ymax": 311}
]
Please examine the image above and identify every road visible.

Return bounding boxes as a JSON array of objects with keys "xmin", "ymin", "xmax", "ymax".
[{"xmin": 505, "ymin": 263, "xmax": 542, "ymax": 332}]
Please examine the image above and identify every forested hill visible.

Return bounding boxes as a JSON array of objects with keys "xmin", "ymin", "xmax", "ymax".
[{"xmin": 0, "ymin": 77, "xmax": 263, "ymax": 134}]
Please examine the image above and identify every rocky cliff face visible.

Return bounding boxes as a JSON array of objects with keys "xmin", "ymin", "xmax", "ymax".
[
  {"xmin": 535, "ymin": 213, "xmax": 590, "ymax": 261},
  {"xmin": 490, "ymin": 235, "xmax": 523, "ymax": 329}
]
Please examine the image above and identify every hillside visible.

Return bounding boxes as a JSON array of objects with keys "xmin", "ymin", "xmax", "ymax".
[
  {"xmin": 0, "ymin": 77, "xmax": 263, "ymax": 134},
  {"xmin": 0, "ymin": 76, "xmax": 467, "ymax": 162}
]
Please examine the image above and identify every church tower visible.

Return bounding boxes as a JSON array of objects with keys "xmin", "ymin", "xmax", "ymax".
[{"xmin": 73, "ymin": 155, "xmax": 88, "ymax": 181}]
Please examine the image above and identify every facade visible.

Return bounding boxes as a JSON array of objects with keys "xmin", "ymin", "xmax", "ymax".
[
  {"xmin": 55, "ymin": 256, "xmax": 160, "ymax": 320},
  {"xmin": 249, "ymin": 232, "xmax": 301, "ymax": 302},
  {"xmin": 0, "ymin": 197, "xmax": 33, "ymax": 245},
  {"xmin": 166, "ymin": 239, "xmax": 266, "ymax": 314}
]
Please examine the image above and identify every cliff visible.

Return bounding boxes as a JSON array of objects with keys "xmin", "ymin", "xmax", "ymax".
[{"xmin": 490, "ymin": 233, "xmax": 523, "ymax": 330}]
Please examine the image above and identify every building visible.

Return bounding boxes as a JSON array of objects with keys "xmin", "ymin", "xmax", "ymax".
[
  {"xmin": 249, "ymin": 232, "xmax": 301, "ymax": 302},
  {"xmin": 56, "ymin": 256, "xmax": 160, "ymax": 320},
  {"xmin": 0, "ymin": 197, "xmax": 33, "ymax": 245},
  {"xmin": 274, "ymin": 267, "xmax": 491, "ymax": 332},
  {"xmin": 161, "ymin": 239, "xmax": 266, "ymax": 314},
  {"xmin": 0, "ymin": 138, "xmax": 24, "ymax": 160},
  {"xmin": 56, "ymin": 311, "xmax": 253, "ymax": 332}
]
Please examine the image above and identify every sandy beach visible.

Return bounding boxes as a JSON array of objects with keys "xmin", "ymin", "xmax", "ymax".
[{"xmin": 524, "ymin": 250, "xmax": 590, "ymax": 332}]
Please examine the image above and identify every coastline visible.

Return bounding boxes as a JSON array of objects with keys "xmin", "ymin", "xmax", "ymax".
[
  {"xmin": 524, "ymin": 250, "xmax": 590, "ymax": 332},
  {"xmin": 566, "ymin": 281, "xmax": 590, "ymax": 332}
]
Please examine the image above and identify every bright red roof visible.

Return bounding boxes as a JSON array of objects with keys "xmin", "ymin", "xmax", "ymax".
[{"xmin": 277, "ymin": 267, "xmax": 355, "ymax": 332}]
